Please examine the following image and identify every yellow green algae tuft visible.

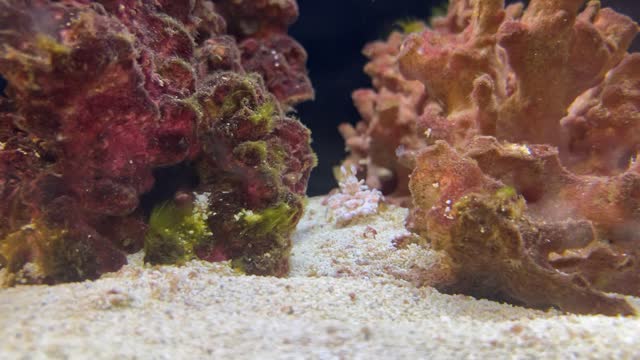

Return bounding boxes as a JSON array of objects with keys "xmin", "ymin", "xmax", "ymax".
[
  {"xmin": 220, "ymin": 89, "xmax": 250, "ymax": 116},
  {"xmin": 395, "ymin": 19, "xmax": 427, "ymax": 34},
  {"xmin": 495, "ymin": 186, "xmax": 517, "ymax": 202},
  {"xmin": 234, "ymin": 201, "xmax": 299, "ymax": 238},
  {"xmin": 144, "ymin": 192, "xmax": 213, "ymax": 265},
  {"xmin": 34, "ymin": 34, "xmax": 71, "ymax": 56},
  {"xmin": 234, "ymin": 140, "xmax": 269, "ymax": 165},
  {"xmin": 0, "ymin": 223, "xmax": 96, "ymax": 284},
  {"xmin": 249, "ymin": 101, "xmax": 277, "ymax": 127},
  {"xmin": 228, "ymin": 199, "xmax": 302, "ymax": 276}
]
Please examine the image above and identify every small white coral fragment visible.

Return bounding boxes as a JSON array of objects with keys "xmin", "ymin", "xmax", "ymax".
[{"xmin": 325, "ymin": 165, "xmax": 384, "ymax": 226}]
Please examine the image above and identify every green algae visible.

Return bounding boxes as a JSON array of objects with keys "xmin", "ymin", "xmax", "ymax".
[
  {"xmin": 395, "ymin": 19, "xmax": 427, "ymax": 34},
  {"xmin": 234, "ymin": 201, "xmax": 298, "ymax": 238},
  {"xmin": 234, "ymin": 140, "xmax": 269, "ymax": 165},
  {"xmin": 144, "ymin": 194, "xmax": 213, "ymax": 265},
  {"xmin": 0, "ymin": 223, "xmax": 97, "ymax": 284},
  {"xmin": 249, "ymin": 101, "xmax": 277, "ymax": 128}
]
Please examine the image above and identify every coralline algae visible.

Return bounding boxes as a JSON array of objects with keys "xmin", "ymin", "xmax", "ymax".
[{"xmin": 0, "ymin": 0, "xmax": 316, "ymax": 284}]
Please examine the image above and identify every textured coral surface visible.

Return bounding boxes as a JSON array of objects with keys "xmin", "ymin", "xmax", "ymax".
[
  {"xmin": 0, "ymin": 0, "xmax": 315, "ymax": 284},
  {"xmin": 339, "ymin": 29, "xmax": 428, "ymax": 204},
  {"xmin": 344, "ymin": 0, "xmax": 640, "ymax": 315}
]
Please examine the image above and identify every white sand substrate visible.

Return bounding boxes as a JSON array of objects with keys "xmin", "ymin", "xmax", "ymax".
[{"xmin": 1, "ymin": 197, "xmax": 639, "ymax": 359}]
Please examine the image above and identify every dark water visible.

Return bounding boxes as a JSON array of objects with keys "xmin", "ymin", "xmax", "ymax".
[{"xmin": 292, "ymin": 0, "xmax": 440, "ymax": 195}]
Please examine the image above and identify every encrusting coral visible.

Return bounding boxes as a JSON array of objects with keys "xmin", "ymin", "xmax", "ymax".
[
  {"xmin": 342, "ymin": 0, "xmax": 640, "ymax": 315},
  {"xmin": 0, "ymin": 0, "xmax": 316, "ymax": 284}
]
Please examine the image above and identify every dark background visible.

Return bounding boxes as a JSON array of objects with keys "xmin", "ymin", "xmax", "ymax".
[
  {"xmin": 291, "ymin": 0, "xmax": 445, "ymax": 195},
  {"xmin": 0, "ymin": 1, "xmax": 638, "ymax": 196}
]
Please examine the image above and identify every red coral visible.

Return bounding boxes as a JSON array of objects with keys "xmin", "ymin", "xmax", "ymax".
[
  {"xmin": 215, "ymin": 0, "xmax": 314, "ymax": 106},
  {"xmin": 0, "ymin": 0, "xmax": 314, "ymax": 284}
]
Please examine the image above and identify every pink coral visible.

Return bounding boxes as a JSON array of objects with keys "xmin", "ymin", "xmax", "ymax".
[
  {"xmin": 339, "ymin": 30, "xmax": 428, "ymax": 204},
  {"xmin": 325, "ymin": 165, "xmax": 384, "ymax": 227},
  {"xmin": 400, "ymin": 0, "xmax": 640, "ymax": 315},
  {"xmin": 343, "ymin": 0, "xmax": 639, "ymax": 315}
]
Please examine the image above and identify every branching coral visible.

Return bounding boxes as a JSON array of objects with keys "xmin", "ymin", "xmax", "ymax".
[
  {"xmin": 342, "ymin": 0, "xmax": 639, "ymax": 315},
  {"xmin": 339, "ymin": 28, "xmax": 428, "ymax": 203},
  {"xmin": 0, "ymin": 0, "xmax": 315, "ymax": 284},
  {"xmin": 399, "ymin": 0, "xmax": 640, "ymax": 315}
]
